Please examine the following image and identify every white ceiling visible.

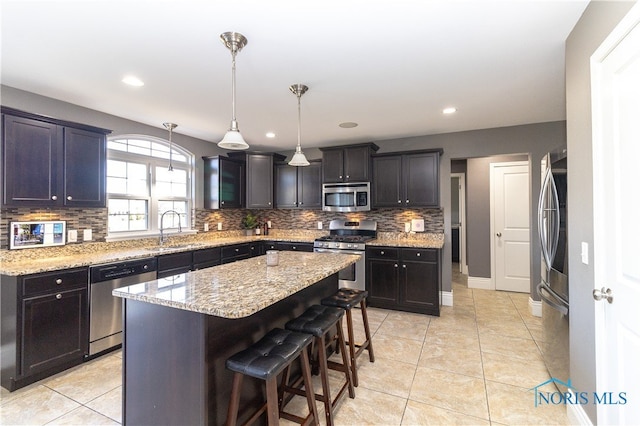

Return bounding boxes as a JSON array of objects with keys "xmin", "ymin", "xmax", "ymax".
[{"xmin": 1, "ymin": 0, "xmax": 588, "ymax": 151}]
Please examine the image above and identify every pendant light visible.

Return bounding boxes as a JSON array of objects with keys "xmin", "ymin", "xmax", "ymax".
[
  {"xmin": 218, "ymin": 32, "xmax": 249, "ymax": 150},
  {"xmin": 163, "ymin": 122, "xmax": 177, "ymax": 171},
  {"xmin": 288, "ymin": 84, "xmax": 310, "ymax": 166}
]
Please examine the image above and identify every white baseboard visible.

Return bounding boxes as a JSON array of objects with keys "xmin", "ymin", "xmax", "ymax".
[
  {"xmin": 467, "ymin": 276, "xmax": 493, "ymax": 290},
  {"xmin": 441, "ymin": 291, "xmax": 453, "ymax": 306},
  {"xmin": 567, "ymin": 401, "xmax": 593, "ymax": 425},
  {"xmin": 529, "ymin": 297, "xmax": 542, "ymax": 317}
]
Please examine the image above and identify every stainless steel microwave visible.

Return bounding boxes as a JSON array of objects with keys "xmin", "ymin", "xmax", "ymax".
[{"xmin": 322, "ymin": 182, "xmax": 370, "ymax": 212}]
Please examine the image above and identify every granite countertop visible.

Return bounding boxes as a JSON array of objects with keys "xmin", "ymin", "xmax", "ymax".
[
  {"xmin": 112, "ymin": 251, "xmax": 360, "ymax": 319},
  {"xmin": 0, "ymin": 229, "xmax": 444, "ymax": 276}
]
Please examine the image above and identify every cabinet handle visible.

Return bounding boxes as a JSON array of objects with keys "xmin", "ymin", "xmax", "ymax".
[
  {"xmin": 51, "ymin": 195, "xmax": 58, "ymax": 200},
  {"xmin": 56, "ymin": 294, "xmax": 62, "ymax": 300},
  {"xmin": 398, "ymin": 200, "xmax": 401, "ymax": 203},
  {"xmin": 268, "ymin": 202, "xmax": 271, "ymax": 205},
  {"xmin": 339, "ymin": 175, "xmax": 343, "ymax": 179},
  {"xmin": 417, "ymin": 253, "xmax": 421, "ymax": 257},
  {"xmin": 235, "ymin": 248, "xmax": 239, "ymax": 252},
  {"xmin": 55, "ymin": 278, "xmax": 63, "ymax": 285},
  {"xmin": 406, "ymin": 199, "xmax": 409, "ymax": 203},
  {"xmin": 67, "ymin": 195, "xmax": 73, "ymax": 201},
  {"xmin": 381, "ymin": 251, "xmax": 385, "ymax": 255},
  {"xmin": 394, "ymin": 264, "xmax": 398, "ymax": 268},
  {"xmin": 292, "ymin": 246, "xmax": 296, "ymax": 250},
  {"xmin": 299, "ymin": 202, "xmax": 303, "ymax": 205},
  {"xmin": 346, "ymin": 175, "xmax": 350, "ymax": 179},
  {"xmin": 402, "ymin": 264, "xmax": 407, "ymax": 268},
  {"xmin": 221, "ymin": 201, "xmax": 225, "ymax": 205}
]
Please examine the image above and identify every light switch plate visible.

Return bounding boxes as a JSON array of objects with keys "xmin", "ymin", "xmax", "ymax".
[
  {"xmin": 317, "ymin": 221, "xmax": 323, "ymax": 230},
  {"xmin": 83, "ymin": 229, "xmax": 92, "ymax": 241},
  {"xmin": 204, "ymin": 223, "xmax": 209, "ymax": 232},
  {"xmin": 404, "ymin": 222, "xmax": 411, "ymax": 233},
  {"xmin": 411, "ymin": 219, "xmax": 425, "ymax": 232},
  {"xmin": 68, "ymin": 229, "xmax": 78, "ymax": 243},
  {"xmin": 217, "ymin": 222, "xmax": 223, "ymax": 231}
]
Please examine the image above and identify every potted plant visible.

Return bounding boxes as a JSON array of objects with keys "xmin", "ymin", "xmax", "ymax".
[{"xmin": 240, "ymin": 212, "xmax": 259, "ymax": 236}]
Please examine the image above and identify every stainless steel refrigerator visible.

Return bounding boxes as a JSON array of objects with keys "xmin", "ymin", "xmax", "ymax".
[{"xmin": 536, "ymin": 147, "xmax": 569, "ymax": 391}]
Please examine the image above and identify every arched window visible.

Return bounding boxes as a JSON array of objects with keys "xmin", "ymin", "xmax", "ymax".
[{"xmin": 106, "ymin": 135, "xmax": 194, "ymax": 238}]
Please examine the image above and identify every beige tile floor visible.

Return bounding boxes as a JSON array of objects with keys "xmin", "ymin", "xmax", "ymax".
[{"xmin": 1, "ymin": 266, "xmax": 568, "ymax": 425}]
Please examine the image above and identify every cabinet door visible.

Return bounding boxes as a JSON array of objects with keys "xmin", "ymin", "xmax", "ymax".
[
  {"xmin": 20, "ymin": 288, "xmax": 88, "ymax": 377},
  {"xmin": 275, "ymin": 164, "xmax": 298, "ymax": 208},
  {"xmin": 321, "ymin": 149, "xmax": 344, "ymax": 182},
  {"xmin": 343, "ymin": 146, "xmax": 370, "ymax": 182},
  {"xmin": 220, "ymin": 158, "xmax": 244, "ymax": 209},
  {"xmin": 366, "ymin": 258, "xmax": 399, "ymax": 309},
  {"xmin": 157, "ymin": 252, "xmax": 193, "ymax": 278},
  {"xmin": 400, "ymin": 249, "xmax": 440, "ymax": 315},
  {"xmin": 299, "ymin": 161, "xmax": 322, "ymax": 209},
  {"xmin": 404, "ymin": 152, "xmax": 439, "ymax": 207},
  {"xmin": 372, "ymin": 156, "xmax": 403, "ymax": 207},
  {"xmin": 63, "ymin": 127, "xmax": 106, "ymax": 207},
  {"xmin": 2, "ymin": 114, "xmax": 60, "ymax": 206},
  {"xmin": 246, "ymin": 154, "xmax": 274, "ymax": 209}
]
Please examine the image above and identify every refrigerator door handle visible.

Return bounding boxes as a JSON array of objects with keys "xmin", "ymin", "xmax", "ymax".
[
  {"xmin": 537, "ymin": 282, "xmax": 569, "ymax": 316},
  {"xmin": 538, "ymin": 168, "xmax": 553, "ymax": 271},
  {"xmin": 548, "ymin": 171, "xmax": 561, "ymax": 265}
]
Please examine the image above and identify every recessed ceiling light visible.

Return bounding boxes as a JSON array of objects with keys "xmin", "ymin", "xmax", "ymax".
[
  {"xmin": 265, "ymin": 132, "xmax": 276, "ymax": 138},
  {"xmin": 339, "ymin": 122, "xmax": 358, "ymax": 129},
  {"xmin": 442, "ymin": 107, "xmax": 457, "ymax": 114},
  {"xmin": 122, "ymin": 75, "xmax": 144, "ymax": 87}
]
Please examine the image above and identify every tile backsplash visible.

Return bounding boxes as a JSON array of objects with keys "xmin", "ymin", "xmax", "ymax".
[{"xmin": 1, "ymin": 207, "xmax": 443, "ymax": 249}]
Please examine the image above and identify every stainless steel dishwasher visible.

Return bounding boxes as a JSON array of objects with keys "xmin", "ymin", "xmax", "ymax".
[{"xmin": 89, "ymin": 257, "xmax": 157, "ymax": 356}]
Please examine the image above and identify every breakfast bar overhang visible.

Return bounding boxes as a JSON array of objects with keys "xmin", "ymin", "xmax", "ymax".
[{"xmin": 113, "ymin": 251, "xmax": 360, "ymax": 425}]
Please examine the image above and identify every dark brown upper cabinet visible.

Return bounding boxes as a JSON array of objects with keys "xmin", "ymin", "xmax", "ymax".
[
  {"xmin": 372, "ymin": 150, "xmax": 442, "ymax": 208},
  {"xmin": 1, "ymin": 107, "xmax": 110, "ymax": 208},
  {"xmin": 275, "ymin": 160, "xmax": 322, "ymax": 209},
  {"xmin": 202, "ymin": 155, "xmax": 244, "ymax": 209},
  {"xmin": 320, "ymin": 143, "xmax": 379, "ymax": 183},
  {"xmin": 228, "ymin": 152, "xmax": 286, "ymax": 209}
]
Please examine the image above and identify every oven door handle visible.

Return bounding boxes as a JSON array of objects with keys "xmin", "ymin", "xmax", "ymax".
[{"xmin": 314, "ymin": 248, "xmax": 365, "ymax": 255}]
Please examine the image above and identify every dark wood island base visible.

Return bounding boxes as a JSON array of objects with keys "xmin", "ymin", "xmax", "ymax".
[{"xmin": 122, "ymin": 274, "xmax": 338, "ymax": 425}]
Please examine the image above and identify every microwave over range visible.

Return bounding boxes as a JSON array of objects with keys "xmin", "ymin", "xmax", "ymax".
[{"xmin": 322, "ymin": 182, "xmax": 370, "ymax": 212}]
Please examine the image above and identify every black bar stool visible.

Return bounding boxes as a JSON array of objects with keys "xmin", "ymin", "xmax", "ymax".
[
  {"xmin": 225, "ymin": 328, "xmax": 319, "ymax": 426},
  {"xmin": 284, "ymin": 305, "xmax": 355, "ymax": 426},
  {"xmin": 321, "ymin": 288, "xmax": 375, "ymax": 387}
]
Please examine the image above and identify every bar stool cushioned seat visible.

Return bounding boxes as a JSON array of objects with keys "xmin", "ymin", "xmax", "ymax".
[
  {"xmin": 225, "ymin": 328, "xmax": 318, "ymax": 426},
  {"xmin": 321, "ymin": 288, "xmax": 375, "ymax": 387},
  {"xmin": 285, "ymin": 305, "xmax": 354, "ymax": 426}
]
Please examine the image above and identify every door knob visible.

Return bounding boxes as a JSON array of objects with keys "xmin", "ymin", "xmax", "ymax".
[
  {"xmin": 496, "ymin": 232, "xmax": 502, "ymax": 237},
  {"xmin": 593, "ymin": 287, "xmax": 613, "ymax": 304}
]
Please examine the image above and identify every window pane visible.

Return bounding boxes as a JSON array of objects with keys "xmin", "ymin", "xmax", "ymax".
[
  {"xmin": 108, "ymin": 139, "xmax": 128, "ymax": 152},
  {"xmin": 107, "ymin": 160, "xmax": 148, "ymax": 196},
  {"xmin": 158, "ymin": 201, "xmax": 186, "ymax": 229},
  {"xmin": 108, "ymin": 199, "xmax": 148, "ymax": 232},
  {"xmin": 156, "ymin": 167, "xmax": 187, "ymax": 197}
]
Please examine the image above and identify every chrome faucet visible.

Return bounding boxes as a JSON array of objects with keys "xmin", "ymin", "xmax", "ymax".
[{"xmin": 159, "ymin": 210, "xmax": 182, "ymax": 246}]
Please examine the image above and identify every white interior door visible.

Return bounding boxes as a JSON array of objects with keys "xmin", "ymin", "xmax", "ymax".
[
  {"xmin": 451, "ymin": 173, "xmax": 467, "ymax": 274},
  {"xmin": 491, "ymin": 161, "xmax": 530, "ymax": 292},
  {"xmin": 591, "ymin": 4, "xmax": 640, "ymax": 425}
]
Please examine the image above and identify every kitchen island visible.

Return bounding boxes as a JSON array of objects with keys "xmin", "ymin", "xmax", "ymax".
[{"xmin": 113, "ymin": 251, "xmax": 360, "ymax": 426}]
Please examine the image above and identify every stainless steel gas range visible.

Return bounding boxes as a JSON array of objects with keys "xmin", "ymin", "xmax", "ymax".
[{"xmin": 313, "ymin": 219, "xmax": 377, "ymax": 291}]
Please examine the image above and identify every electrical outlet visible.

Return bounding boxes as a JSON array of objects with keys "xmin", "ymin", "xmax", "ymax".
[
  {"xmin": 404, "ymin": 222, "xmax": 411, "ymax": 233},
  {"xmin": 68, "ymin": 229, "xmax": 78, "ymax": 243},
  {"xmin": 317, "ymin": 221, "xmax": 323, "ymax": 230},
  {"xmin": 204, "ymin": 223, "xmax": 209, "ymax": 232},
  {"xmin": 217, "ymin": 222, "xmax": 223, "ymax": 231},
  {"xmin": 267, "ymin": 220, "xmax": 272, "ymax": 228},
  {"xmin": 83, "ymin": 229, "xmax": 92, "ymax": 241}
]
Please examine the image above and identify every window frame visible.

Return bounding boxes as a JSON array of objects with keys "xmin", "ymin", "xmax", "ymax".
[{"xmin": 106, "ymin": 134, "xmax": 195, "ymax": 241}]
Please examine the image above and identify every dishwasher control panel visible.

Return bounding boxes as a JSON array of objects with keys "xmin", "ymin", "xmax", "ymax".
[{"xmin": 90, "ymin": 258, "xmax": 158, "ymax": 283}]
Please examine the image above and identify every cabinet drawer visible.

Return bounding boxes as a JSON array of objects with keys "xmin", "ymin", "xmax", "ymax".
[
  {"xmin": 157, "ymin": 252, "xmax": 193, "ymax": 273},
  {"xmin": 22, "ymin": 268, "xmax": 88, "ymax": 297},
  {"xmin": 192, "ymin": 247, "xmax": 221, "ymax": 266},
  {"xmin": 276, "ymin": 242, "xmax": 313, "ymax": 252},
  {"xmin": 222, "ymin": 244, "xmax": 249, "ymax": 259},
  {"xmin": 366, "ymin": 247, "xmax": 399, "ymax": 260},
  {"xmin": 401, "ymin": 248, "xmax": 437, "ymax": 262}
]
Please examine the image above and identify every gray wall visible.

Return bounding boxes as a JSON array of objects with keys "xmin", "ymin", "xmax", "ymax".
[
  {"xmin": 1, "ymin": 85, "xmax": 565, "ymax": 297},
  {"xmin": 565, "ymin": 1, "xmax": 635, "ymax": 423}
]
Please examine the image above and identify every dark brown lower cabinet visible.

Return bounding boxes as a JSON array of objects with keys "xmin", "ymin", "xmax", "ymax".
[
  {"xmin": 366, "ymin": 246, "xmax": 441, "ymax": 316},
  {"xmin": 1, "ymin": 267, "xmax": 89, "ymax": 391}
]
